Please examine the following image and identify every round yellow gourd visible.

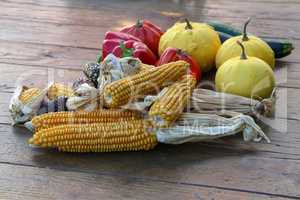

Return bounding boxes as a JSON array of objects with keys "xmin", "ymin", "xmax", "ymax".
[
  {"xmin": 216, "ymin": 19, "xmax": 275, "ymax": 69},
  {"xmin": 159, "ymin": 19, "xmax": 221, "ymax": 72},
  {"xmin": 215, "ymin": 41, "xmax": 275, "ymax": 99}
]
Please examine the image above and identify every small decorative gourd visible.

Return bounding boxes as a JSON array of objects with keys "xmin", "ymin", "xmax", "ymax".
[
  {"xmin": 215, "ymin": 18, "xmax": 275, "ymax": 69},
  {"xmin": 159, "ymin": 19, "xmax": 221, "ymax": 72},
  {"xmin": 215, "ymin": 41, "xmax": 275, "ymax": 99}
]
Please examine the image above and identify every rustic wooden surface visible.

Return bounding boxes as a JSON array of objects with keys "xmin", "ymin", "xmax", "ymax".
[{"xmin": 0, "ymin": 0, "xmax": 299, "ymax": 199}]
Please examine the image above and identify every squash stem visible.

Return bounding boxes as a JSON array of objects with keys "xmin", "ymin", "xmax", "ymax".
[
  {"xmin": 185, "ymin": 18, "xmax": 193, "ymax": 30},
  {"xmin": 136, "ymin": 19, "xmax": 143, "ymax": 28},
  {"xmin": 176, "ymin": 48, "xmax": 188, "ymax": 57},
  {"xmin": 237, "ymin": 41, "xmax": 247, "ymax": 60},
  {"xmin": 242, "ymin": 18, "xmax": 251, "ymax": 41}
]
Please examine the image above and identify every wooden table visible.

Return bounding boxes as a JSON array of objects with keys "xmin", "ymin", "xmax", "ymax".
[{"xmin": 0, "ymin": 0, "xmax": 299, "ymax": 199}]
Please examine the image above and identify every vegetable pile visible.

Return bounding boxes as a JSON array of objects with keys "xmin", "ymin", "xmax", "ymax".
[{"xmin": 9, "ymin": 18, "xmax": 294, "ymax": 153}]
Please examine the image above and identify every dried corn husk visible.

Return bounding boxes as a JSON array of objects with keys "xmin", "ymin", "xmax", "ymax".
[
  {"xmin": 67, "ymin": 55, "xmax": 143, "ymax": 111},
  {"xmin": 72, "ymin": 77, "xmax": 95, "ymax": 91},
  {"xmin": 66, "ymin": 83, "xmax": 99, "ymax": 111},
  {"xmin": 120, "ymin": 87, "xmax": 169, "ymax": 112},
  {"xmin": 47, "ymin": 83, "xmax": 74, "ymax": 100},
  {"xmin": 156, "ymin": 113, "xmax": 270, "ymax": 144},
  {"xmin": 9, "ymin": 86, "xmax": 48, "ymax": 124},
  {"xmin": 97, "ymin": 54, "xmax": 141, "ymax": 89},
  {"xmin": 124, "ymin": 87, "xmax": 276, "ymax": 121},
  {"xmin": 190, "ymin": 89, "xmax": 277, "ymax": 118}
]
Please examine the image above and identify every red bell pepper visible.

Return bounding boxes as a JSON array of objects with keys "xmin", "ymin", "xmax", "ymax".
[
  {"xmin": 104, "ymin": 31, "xmax": 141, "ymax": 42},
  {"xmin": 102, "ymin": 39, "xmax": 123, "ymax": 60},
  {"xmin": 141, "ymin": 20, "xmax": 163, "ymax": 35},
  {"xmin": 156, "ymin": 47, "xmax": 202, "ymax": 81},
  {"xmin": 102, "ymin": 32, "xmax": 142, "ymax": 60},
  {"xmin": 103, "ymin": 39, "xmax": 157, "ymax": 65},
  {"xmin": 120, "ymin": 19, "xmax": 163, "ymax": 55}
]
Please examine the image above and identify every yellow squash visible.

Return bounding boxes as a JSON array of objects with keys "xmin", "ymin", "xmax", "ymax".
[
  {"xmin": 215, "ymin": 41, "xmax": 275, "ymax": 99},
  {"xmin": 159, "ymin": 19, "xmax": 221, "ymax": 72},
  {"xmin": 216, "ymin": 18, "xmax": 275, "ymax": 69}
]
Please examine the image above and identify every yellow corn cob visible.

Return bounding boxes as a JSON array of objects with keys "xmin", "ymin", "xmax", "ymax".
[
  {"xmin": 28, "ymin": 120, "xmax": 158, "ymax": 152},
  {"xmin": 104, "ymin": 61, "xmax": 189, "ymax": 108},
  {"xmin": 149, "ymin": 75, "xmax": 197, "ymax": 127},
  {"xmin": 29, "ymin": 109, "xmax": 143, "ymax": 132},
  {"xmin": 139, "ymin": 63, "xmax": 153, "ymax": 71},
  {"xmin": 19, "ymin": 87, "xmax": 42, "ymax": 104},
  {"xmin": 48, "ymin": 83, "xmax": 74, "ymax": 100}
]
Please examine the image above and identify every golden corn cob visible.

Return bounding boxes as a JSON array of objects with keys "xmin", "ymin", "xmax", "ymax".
[
  {"xmin": 28, "ymin": 109, "xmax": 143, "ymax": 132},
  {"xmin": 48, "ymin": 83, "xmax": 74, "ymax": 100},
  {"xmin": 139, "ymin": 63, "xmax": 154, "ymax": 71},
  {"xmin": 104, "ymin": 61, "xmax": 189, "ymax": 108},
  {"xmin": 149, "ymin": 75, "xmax": 197, "ymax": 127},
  {"xmin": 29, "ymin": 120, "xmax": 158, "ymax": 152},
  {"xmin": 19, "ymin": 87, "xmax": 42, "ymax": 104}
]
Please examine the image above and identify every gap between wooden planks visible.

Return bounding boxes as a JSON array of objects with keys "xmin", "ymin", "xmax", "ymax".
[
  {"xmin": 0, "ymin": 162, "xmax": 297, "ymax": 200},
  {"xmin": 2, "ymin": 0, "xmax": 300, "ymax": 21},
  {"xmin": 0, "ymin": 0, "xmax": 299, "ymax": 198},
  {"xmin": 0, "ymin": 1, "xmax": 300, "ymax": 49},
  {"xmin": 0, "ymin": 122, "xmax": 300, "ymax": 199}
]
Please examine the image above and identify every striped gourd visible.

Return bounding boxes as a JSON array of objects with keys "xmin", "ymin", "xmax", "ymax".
[
  {"xmin": 28, "ymin": 109, "xmax": 143, "ymax": 131},
  {"xmin": 149, "ymin": 75, "xmax": 197, "ymax": 127},
  {"xmin": 29, "ymin": 120, "xmax": 158, "ymax": 152},
  {"xmin": 19, "ymin": 88, "xmax": 42, "ymax": 104},
  {"xmin": 48, "ymin": 83, "xmax": 75, "ymax": 100},
  {"xmin": 104, "ymin": 61, "xmax": 189, "ymax": 108}
]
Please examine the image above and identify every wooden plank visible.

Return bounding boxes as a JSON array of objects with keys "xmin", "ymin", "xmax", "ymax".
[
  {"xmin": 0, "ymin": 0, "xmax": 298, "ymax": 64},
  {"xmin": 0, "ymin": 8, "xmax": 299, "ymax": 51},
  {"xmin": 275, "ymin": 60, "xmax": 300, "ymax": 89},
  {"xmin": 0, "ymin": 123, "xmax": 299, "ymax": 198},
  {"xmin": 0, "ymin": 63, "xmax": 80, "ymax": 92},
  {"xmin": 0, "ymin": 40, "xmax": 98, "ymax": 70},
  {"xmin": 0, "ymin": 163, "xmax": 293, "ymax": 200},
  {"xmin": 3, "ymin": 0, "xmax": 300, "ymax": 22},
  {"xmin": 1, "ymin": 0, "xmax": 299, "ymax": 199},
  {"xmin": 0, "ymin": 18, "xmax": 106, "ymax": 49}
]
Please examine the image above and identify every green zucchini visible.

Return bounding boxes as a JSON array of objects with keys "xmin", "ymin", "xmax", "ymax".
[
  {"xmin": 217, "ymin": 31, "xmax": 232, "ymax": 43},
  {"xmin": 208, "ymin": 21, "xmax": 242, "ymax": 36},
  {"xmin": 264, "ymin": 40, "xmax": 294, "ymax": 58}
]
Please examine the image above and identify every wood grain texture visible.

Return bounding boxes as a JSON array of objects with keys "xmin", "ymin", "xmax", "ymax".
[
  {"xmin": 0, "ymin": 0, "xmax": 300, "ymax": 199},
  {"xmin": 0, "ymin": 1, "xmax": 299, "ymax": 51},
  {"xmin": 0, "ymin": 40, "xmax": 98, "ymax": 69},
  {"xmin": 0, "ymin": 123, "xmax": 300, "ymax": 198},
  {"xmin": 1, "ymin": 163, "xmax": 294, "ymax": 200},
  {"xmin": 3, "ymin": 0, "xmax": 300, "ymax": 21}
]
